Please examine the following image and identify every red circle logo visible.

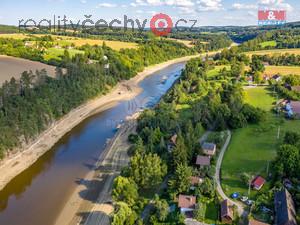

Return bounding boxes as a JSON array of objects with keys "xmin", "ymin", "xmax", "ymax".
[{"xmin": 150, "ymin": 13, "xmax": 173, "ymax": 36}]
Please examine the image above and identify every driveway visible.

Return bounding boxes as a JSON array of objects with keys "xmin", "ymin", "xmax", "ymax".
[{"xmin": 214, "ymin": 130, "xmax": 246, "ymax": 217}]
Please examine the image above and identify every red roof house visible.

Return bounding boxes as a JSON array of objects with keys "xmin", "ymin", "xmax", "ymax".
[
  {"xmin": 251, "ymin": 176, "xmax": 266, "ymax": 190},
  {"xmin": 178, "ymin": 195, "xmax": 196, "ymax": 214}
]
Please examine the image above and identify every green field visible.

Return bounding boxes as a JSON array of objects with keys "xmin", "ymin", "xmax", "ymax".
[
  {"xmin": 260, "ymin": 41, "xmax": 277, "ymax": 48},
  {"xmin": 222, "ymin": 87, "xmax": 300, "ymax": 198},
  {"xmin": 43, "ymin": 48, "xmax": 84, "ymax": 61}
]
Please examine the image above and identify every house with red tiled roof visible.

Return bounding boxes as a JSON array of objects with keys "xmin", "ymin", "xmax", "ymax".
[
  {"xmin": 251, "ymin": 176, "xmax": 266, "ymax": 191},
  {"xmin": 178, "ymin": 195, "xmax": 196, "ymax": 214}
]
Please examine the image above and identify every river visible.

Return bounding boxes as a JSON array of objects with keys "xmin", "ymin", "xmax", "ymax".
[{"xmin": 0, "ymin": 61, "xmax": 186, "ymax": 225}]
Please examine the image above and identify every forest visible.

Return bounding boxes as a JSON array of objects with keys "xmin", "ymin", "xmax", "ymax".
[{"xmin": 0, "ymin": 39, "xmax": 194, "ymax": 157}]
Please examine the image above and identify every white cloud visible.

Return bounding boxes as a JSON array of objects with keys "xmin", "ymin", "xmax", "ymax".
[
  {"xmin": 196, "ymin": 0, "xmax": 222, "ymax": 11},
  {"xmin": 130, "ymin": 0, "xmax": 194, "ymax": 7},
  {"xmin": 232, "ymin": 3, "xmax": 257, "ymax": 10},
  {"xmin": 258, "ymin": 0, "xmax": 293, "ymax": 11},
  {"xmin": 96, "ymin": 3, "xmax": 117, "ymax": 8},
  {"xmin": 130, "ymin": 0, "xmax": 222, "ymax": 12},
  {"xmin": 80, "ymin": 0, "xmax": 87, "ymax": 3}
]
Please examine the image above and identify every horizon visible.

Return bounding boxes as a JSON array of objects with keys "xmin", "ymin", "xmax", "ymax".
[{"xmin": 1, "ymin": 0, "xmax": 300, "ymax": 27}]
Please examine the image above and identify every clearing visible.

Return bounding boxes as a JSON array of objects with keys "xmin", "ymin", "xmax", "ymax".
[
  {"xmin": 259, "ymin": 41, "xmax": 277, "ymax": 48},
  {"xmin": 221, "ymin": 87, "xmax": 300, "ymax": 198},
  {"xmin": 43, "ymin": 48, "xmax": 85, "ymax": 61}
]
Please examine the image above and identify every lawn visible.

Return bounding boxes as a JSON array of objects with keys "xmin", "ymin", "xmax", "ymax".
[
  {"xmin": 43, "ymin": 48, "xmax": 84, "ymax": 61},
  {"xmin": 222, "ymin": 86, "xmax": 300, "ymax": 199},
  {"xmin": 259, "ymin": 41, "xmax": 277, "ymax": 48},
  {"xmin": 246, "ymin": 48, "xmax": 300, "ymax": 56}
]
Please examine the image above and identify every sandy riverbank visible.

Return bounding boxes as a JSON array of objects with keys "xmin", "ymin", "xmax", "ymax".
[{"xmin": 0, "ymin": 54, "xmax": 200, "ymax": 192}]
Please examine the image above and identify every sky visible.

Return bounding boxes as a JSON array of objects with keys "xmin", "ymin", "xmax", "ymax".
[{"xmin": 0, "ymin": 0, "xmax": 300, "ymax": 27}]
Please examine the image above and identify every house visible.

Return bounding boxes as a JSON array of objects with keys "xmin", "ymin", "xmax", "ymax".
[
  {"xmin": 285, "ymin": 101, "xmax": 300, "ymax": 118},
  {"xmin": 190, "ymin": 176, "xmax": 203, "ymax": 190},
  {"xmin": 178, "ymin": 195, "xmax": 196, "ymax": 214},
  {"xmin": 290, "ymin": 101, "xmax": 300, "ymax": 116},
  {"xmin": 274, "ymin": 189, "xmax": 297, "ymax": 225},
  {"xmin": 272, "ymin": 74, "xmax": 282, "ymax": 82},
  {"xmin": 291, "ymin": 86, "xmax": 300, "ymax": 93},
  {"xmin": 196, "ymin": 155, "xmax": 210, "ymax": 167},
  {"xmin": 170, "ymin": 134, "xmax": 178, "ymax": 145},
  {"xmin": 202, "ymin": 142, "xmax": 217, "ymax": 156},
  {"xmin": 246, "ymin": 75, "xmax": 254, "ymax": 84},
  {"xmin": 168, "ymin": 134, "xmax": 177, "ymax": 152},
  {"xmin": 248, "ymin": 219, "xmax": 270, "ymax": 225},
  {"xmin": 220, "ymin": 200, "xmax": 234, "ymax": 224},
  {"xmin": 251, "ymin": 176, "xmax": 266, "ymax": 190}
]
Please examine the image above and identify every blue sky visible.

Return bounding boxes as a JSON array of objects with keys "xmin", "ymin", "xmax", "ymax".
[{"xmin": 0, "ymin": 0, "xmax": 300, "ymax": 26}]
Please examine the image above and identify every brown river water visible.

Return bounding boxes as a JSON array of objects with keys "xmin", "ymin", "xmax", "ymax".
[{"xmin": 0, "ymin": 62, "xmax": 186, "ymax": 225}]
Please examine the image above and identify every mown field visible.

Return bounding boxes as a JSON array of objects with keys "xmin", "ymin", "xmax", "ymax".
[
  {"xmin": 244, "ymin": 65, "xmax": 300, "ymax": 76},
  {"xmin": 246, "ymin": 48, "xmax": 300, "ymax": 56},
  {"xmin": 0, "ymin": 33, "xmax": 138, "ymax": 51},
  {"xmin": 0, "ymin": 55, "xmax": 57, "ymax": 84},
  {"xmin": 264, "ymin": 66, "xmax": 300, "ymax": 76},
  {"xmin": 222, "ymin": 87, "xmax": 300, "ymax": 198}
]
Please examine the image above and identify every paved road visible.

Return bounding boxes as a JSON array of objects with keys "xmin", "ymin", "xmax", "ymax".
[{"xmin": 214, "ymin": 130, "xmax": 246, "ymax": 217}]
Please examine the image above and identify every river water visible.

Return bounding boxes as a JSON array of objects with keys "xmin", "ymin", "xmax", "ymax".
[{"xmin": 0, "ymin": 62, "xmax": 186, "ymax": 225}]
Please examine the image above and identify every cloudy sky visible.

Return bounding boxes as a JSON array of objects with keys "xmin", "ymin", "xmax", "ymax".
[{"xmin": 1, "ymin": 0, "xmax": 300, "ymax": 26}]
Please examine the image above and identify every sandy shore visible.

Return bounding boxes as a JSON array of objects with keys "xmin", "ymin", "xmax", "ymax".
[{"xmin": 0, "ymin": 54, "xmax": 201, "ymax": 192}]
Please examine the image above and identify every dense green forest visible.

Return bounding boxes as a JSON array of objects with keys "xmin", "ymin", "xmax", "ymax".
[
  {"xmin": 239, "ymin": 29, "xmax": 300, "ymax": 52},
  {"xmin": 0, "ymin": 40, "xmax": 194, "ymax": 157}
]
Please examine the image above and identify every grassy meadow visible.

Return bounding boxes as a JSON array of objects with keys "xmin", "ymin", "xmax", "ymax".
[
  {"xmin": 222, "ymin": 87, "xmax": 300, "ymax": 199},
  {"xmin": 43, "ymin": 48, "xmax": 85, "ymax": 61},
  {"xmin": 259, "ymin": 41, "xmax": 277, "ymax": 48},
  {"xmin": 207, "ymin": 65, "xmax": 230, "ymax": 78}
]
